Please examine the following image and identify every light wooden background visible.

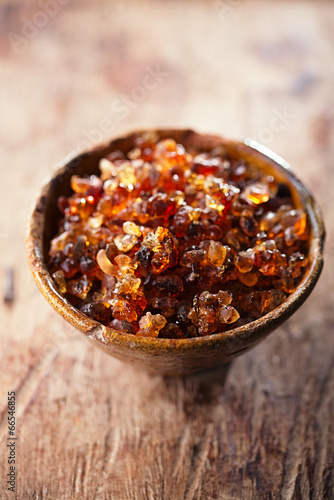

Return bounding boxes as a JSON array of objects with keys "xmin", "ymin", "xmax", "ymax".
[{"xmin": 1, "ymin": 1, "xmax": 334, "ymax": 498}]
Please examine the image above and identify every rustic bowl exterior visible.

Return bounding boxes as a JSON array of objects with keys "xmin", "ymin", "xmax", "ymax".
[{"xmin": 25, "ymin": 130, "xmax": 325, "ymax": 375}]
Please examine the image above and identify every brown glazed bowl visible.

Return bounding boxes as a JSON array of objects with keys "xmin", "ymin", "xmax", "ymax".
[{"xmin": 25, "ymin": 129, "xmax": 325, "ymax": 375}]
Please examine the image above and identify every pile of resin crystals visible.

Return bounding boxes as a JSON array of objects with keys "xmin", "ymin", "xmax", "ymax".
[{"xmin": 48, "ymin": 133, "xmax": 309, "ymax": 339}]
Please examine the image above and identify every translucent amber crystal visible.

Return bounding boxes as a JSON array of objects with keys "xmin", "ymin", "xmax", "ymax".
[
  {"xmin": 154, "ymin": 139, "xmax": 188, "ymax": 171},
  {"xmin": 216, "ymin": 290, "xmax": 233, "ymax": 306},
  {"xmin": 114, "ymin": 234, "xmax": 137, "ymax": 252},
  {"xmin": 69, "ymin": 198, "xmax": 92, "ymax": 219},
  {"xmin": 110, "ymin": 298, "xmax": 137, "ymax": 322},
  {"xmin": 52, "ymin": 270, "xmax": 67, "ymax": 294},
  {"xmin": 207, "ymin": 241, "xmax": 227, "ymax": 267},
  {"xmin": 131, "ymin": 291, "xmax": 148, "ymax": 315},
  {"xmin": 104, "ymin": 179, "xmax": 118, "ymax": 195},
  {"xmin": 149, "ymin": 226, "xmax": 178, "ymax": 273},
  {"xmin": 117, "ymin": 162, "xmax": 137, "ymax": 188},
  {"xmin": 123, "ymin": 221, "xmax": 142, "ymax": 237},
  {"xmin": 188, "ymin": 290, "xmax": 238, "ymax": 335},
  {"xmin": 96, "ymin": 249, "xmax": 116, "ymax": 276},
  {"xmin": 238, "ymin": 271, "xmax": 258, "ymax": 287},
  {"xmin": 115, "ymin": 275, "xmax": 141, "ymax": 294},
  {"xmin": 280, "ymin": 208, "xmax": 306, "ymax": 236},
  {"xmin": 88, "ymin": 214, "xmax": 104, "ymax": 229},
  {"xmin": 247, "ymin": 289, "xmax": 286, "ymax": 316},
  {"xmin": 205, "ymin": 194, "xmax": 225, "ymax": 216},
  {"xmin": 277, "ymin": 267, "xmax": 296, "ymax": 294},
  {"xmin": 114, "ymin": 254, "xmax": 137, "ymax": 274},
  {"xmin": 49, "ymin": 231, "xmax": 70, "ymax": 256},
  {"xmin": 242, "ymin": 182, "xmax": 270, "ymax": 204},
  {"xmin": 234, "ymin": 249, "xmax": 253, "ymax": 273},
  {"xmin": 284, "ymin": 227, "xmax": 297, "ymax": 247},
  {"xmin": 218, "ymin": 305, "xmax": 240, "ymax": 324},
  {"xmin": 97, "ymin": 188, "xmax": 130, "ymax": 217},
  {"xmin": 67, "ymin": 275, "xmax": 92, "ymax": 300},
  {"xmin": 289, "ymin": 252, "xmax": 308, "ymax": 277},
  {"xmin": 71, "ymin": 175, "xmax": 102, "ymax": 197},
  {"xmin": 137, "ymin": 312, "xmax": 167, "ymax": 337},
  {"xmin": 147, "ymin": 193, "xmax": 177, "ymax": 219},
  {"xmin": 99, "ymin": 158, "xmax": 117, "ymax": 181},
  {"xmin": 260, "ymin": 211, "xmax": 279, "ymax": 232},
  {"xmin": 192, "ymin": 154, "xmax": 222, "ymax": 176}
]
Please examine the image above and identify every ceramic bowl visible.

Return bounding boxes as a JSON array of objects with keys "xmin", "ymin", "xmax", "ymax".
[{"xmin": 25, "ymin": 129, "xmax": 325, "ymax": 375}]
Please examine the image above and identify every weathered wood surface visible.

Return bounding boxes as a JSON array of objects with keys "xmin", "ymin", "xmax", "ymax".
[{"xmin": 1, "ymin": 1, "xmax": 334, "ymax": 498}]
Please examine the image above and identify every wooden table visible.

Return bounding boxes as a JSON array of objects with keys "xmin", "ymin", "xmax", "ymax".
[{"xmin": 1, "ymin": 1, "xmax": 334, "ymax": 498}]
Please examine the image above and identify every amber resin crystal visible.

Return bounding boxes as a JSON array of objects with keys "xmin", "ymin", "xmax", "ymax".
[{"xmin": 48, "ymin": 132, "xmax": 310, "ymax": 339}]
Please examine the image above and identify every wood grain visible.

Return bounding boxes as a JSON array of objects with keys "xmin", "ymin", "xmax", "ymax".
[{"xmin": 1, "ymin": 0, "xmax": 334, "ymax": 498}]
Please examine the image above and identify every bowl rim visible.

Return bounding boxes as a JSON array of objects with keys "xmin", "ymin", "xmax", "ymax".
[{"xmin": 25, "ymin": 129, "xmax": 325, "ymax": 355}]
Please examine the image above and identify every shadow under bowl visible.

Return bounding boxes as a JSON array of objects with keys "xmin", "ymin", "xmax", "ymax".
[{"xmin": 25, "ymin": 129, "xmax": 325, "ymax": 375}]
